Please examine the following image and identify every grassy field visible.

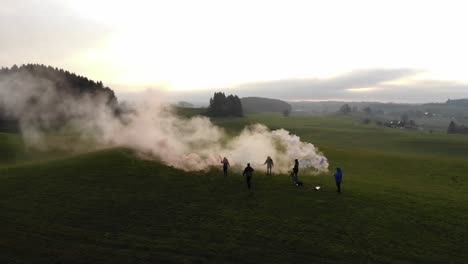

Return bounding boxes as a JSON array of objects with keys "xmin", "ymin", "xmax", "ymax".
[{"xmin": 1, "ymin": 114, "xmax": 467, "ymax": 263}]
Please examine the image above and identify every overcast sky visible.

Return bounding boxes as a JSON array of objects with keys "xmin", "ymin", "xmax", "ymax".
[{"xmin": 2, "ymin": 0, "xmax": 468, "ymax": 103}]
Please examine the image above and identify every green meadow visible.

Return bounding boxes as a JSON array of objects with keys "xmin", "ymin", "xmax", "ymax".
[{"xmin": 1, "ymin": 114, "xmax": 467, "ymax": 263}]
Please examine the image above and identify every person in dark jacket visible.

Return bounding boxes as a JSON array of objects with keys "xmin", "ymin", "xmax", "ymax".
[
  {"xmin": 334, "ymin": 167, "xmax": 343, "ymax": 193},
  {"xmin": 221, "ymin": 157, "xmax": 230, "ymax": 177},
  {"xmin": 292, "ymin": 159, "xmax": 299, "ymax": 183},
  {"xmin": 264, "ymin": 156, "xmax": 274, "ymax": 175},
  {"xmin": 243, "ymin": 163, "xmax": 255, "ymax": 190}
]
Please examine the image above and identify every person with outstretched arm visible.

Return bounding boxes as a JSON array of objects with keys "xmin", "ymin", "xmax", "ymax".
[
  {"xmin": 334, "ymin": 167, "xmax": 343, "ymax": 193},
  {"xmin": 221, "ymin": 157, "xmax": 230, "ymax": 177},
  {"xmin": 264, "ymin": 156, "xmax": 274, "ymax": 175},
  {"xmin": 243, "ymin": 163, "xmax": 255, "ymax": 190}
]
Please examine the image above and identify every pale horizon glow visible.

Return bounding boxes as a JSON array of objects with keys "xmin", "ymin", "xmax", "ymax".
[
  {"xmin": 347, "ymin": 87, "xmax": 379, "ymax": 93},
  {"xmin": 2, "ymin": 0, "xmax": 468, "ymax": 101}
]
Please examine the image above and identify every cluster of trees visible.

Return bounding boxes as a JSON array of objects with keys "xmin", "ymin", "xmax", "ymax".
[
  {"xmin": 363, "ymin": 107, "xmax": 372, "ymax": 115},
  {"xmin": 447, "ymin": 121, "xmax": 468, "ymax": 134},
  {"xmin": 339, "ymin": 104, "xmax": 367, "ymax": 115},
  {"xmin": 339, "ymin": 104, "xmax": 352, "ymax": 114},
  {"xmin": 340, "ymin": 105, "xmax": 385, "ymax": 116},
  {"xmin": 206, "ymin": 92, "xmax": 243, "ymax": 117}
]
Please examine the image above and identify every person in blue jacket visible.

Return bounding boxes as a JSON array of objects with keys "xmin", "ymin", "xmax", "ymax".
[{"xmin": 334, "ymin": 167, "xmax": 343, "ymax": 193}]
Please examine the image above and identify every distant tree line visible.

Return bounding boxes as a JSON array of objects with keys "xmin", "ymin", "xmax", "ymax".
[
  {"xmin": 206, "ymin": 92, "xmax": 243, "ymax": 117},
  {"xmin": 446, "ymin": 98, "xmax": 468, "ymax": 105},
  {"xmin": 447, "ymin": 121, "xmax": 468, "ymax": 134}
]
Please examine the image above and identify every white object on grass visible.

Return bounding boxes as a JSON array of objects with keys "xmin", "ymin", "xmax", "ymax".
[{"xmin": 315, "ymin": 186, "xmax": 321, "ymax": 190}]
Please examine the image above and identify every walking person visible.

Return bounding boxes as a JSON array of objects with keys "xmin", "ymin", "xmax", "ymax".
[
  {"xmin": 243, "ymin": 163, "xmax": 255, "ymax": 190},
  {"xmin": 334, "ymin": 167, "xmax": 343, "ymax": 193},
  {"xmin": 264, "ymin": 156, "xmax": 274, "ymax": 175},
  {"xmin": 221, "ymin": 157, "xmax": 230, "ymax": 177}
]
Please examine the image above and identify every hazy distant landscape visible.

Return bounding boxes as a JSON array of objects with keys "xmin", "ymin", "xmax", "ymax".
[
  {"xmin": 219, "ymin": 97, "xmax": 468, "ymax": 134},
  {"xmin": 1, "ymin": 63, "xmax": 468, "ymax": 263}
]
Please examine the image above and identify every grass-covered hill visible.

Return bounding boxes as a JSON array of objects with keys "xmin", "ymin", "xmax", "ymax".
[
  {"xmin": 0, "ymin": 64, "xmax": 116, "ymax": 103},
  {"xmin": 241, "ymin": 97, "xmax": 291, "ymax": 114},
  {"xmin": 0, "ymin": 64, "xmax": 118, "ymax": 131},
  {"xmin": 1, "ymin": 114, "xmax": 467, "ymax": 263}
]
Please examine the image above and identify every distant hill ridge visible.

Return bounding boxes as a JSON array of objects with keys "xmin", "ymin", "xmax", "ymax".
[
  {"xmin": 241, "ymin": 97, "xmax": 291, "ymax": 113},
  {"xmin": 446, "ymin": 98, "xmax": 468, "ymax": 105}
]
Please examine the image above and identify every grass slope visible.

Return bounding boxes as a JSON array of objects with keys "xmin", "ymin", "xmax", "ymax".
[{"xmin": 1, "ymin": 115, "xmax": 467, "ymax": 263}]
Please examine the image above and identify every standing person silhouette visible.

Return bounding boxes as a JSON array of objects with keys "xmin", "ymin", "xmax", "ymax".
[
  {"xmin": 243, "ymin": 163, "xmax": 255, "ymax": 190},
  {"xmin": 264, "ymin": 156, "xmax": 274, "ymax": 175},
  {"xmin": 334, "ymin": 167, "xmax": 343, "ymax": 193},
  {"xmin": 221, "ymin": 157, "xmax": 230, "ymax": 177},
  {"xmin": 292, "ymin": 159, "xmax": 299, "ymax": 183}
]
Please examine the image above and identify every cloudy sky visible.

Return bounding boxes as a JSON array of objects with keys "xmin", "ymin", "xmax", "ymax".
[{"xmin": 2, "ymin": 0, "xmax": 468, "ymax": 102}]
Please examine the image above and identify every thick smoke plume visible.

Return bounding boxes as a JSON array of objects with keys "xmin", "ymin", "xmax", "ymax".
[{"xmin": 0, "ymin": 72, "xmax": 328, "ymax": 174}]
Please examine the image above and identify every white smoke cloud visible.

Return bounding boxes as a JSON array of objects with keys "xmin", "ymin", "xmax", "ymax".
[{"xmin": 0, "ymin": 73, "xmax": 328, "ymax": 174}]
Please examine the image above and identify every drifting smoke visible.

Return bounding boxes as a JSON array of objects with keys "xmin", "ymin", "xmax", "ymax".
[{"xmin": 0, "ymin": 72, "xmax": 328, "ymax": 174}]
